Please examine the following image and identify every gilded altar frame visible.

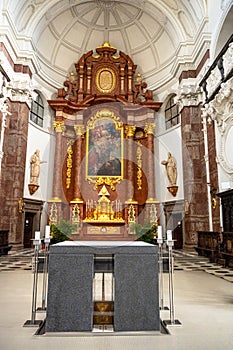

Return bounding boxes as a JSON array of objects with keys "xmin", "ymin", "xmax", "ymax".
[{"xmin": 86, "ymin": 110, "xmax": 124, "ymax": 190}]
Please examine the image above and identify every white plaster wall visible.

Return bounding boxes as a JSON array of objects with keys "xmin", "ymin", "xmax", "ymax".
[
  {"xmin": 23, "ymin": 121, "xmax": 55, "ymax": 203},
  {"xmin": 208, "ymin": 0, "xmax": 233, "ymax": 59},
  {"xmin": 154, "ymin": 125, "xmax": 184, "ymax": 203},
  {"xmin": 215, "ymin": 121, "xmax": 233, "ymax": 192}
]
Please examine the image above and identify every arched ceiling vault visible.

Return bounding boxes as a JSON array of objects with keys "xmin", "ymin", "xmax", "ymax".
[{"xmin": 4, "ymin": 0, "xmax": 206, "ymax": 91}]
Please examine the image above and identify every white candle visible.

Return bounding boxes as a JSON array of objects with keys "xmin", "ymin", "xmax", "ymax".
[
  {"xmin": 167, "ymin": 230, "xmax": 173, "ymax": 241},
  {"xmin": 45, "ymin": 225, "xmax": 50, "ymax": 239},
  {"xmin": 35, "ymin": 231, "xmax": 40, "ymax": 240},
  {"xmin": 157, "ymin": 226, "xmax": 162, "ymax": 240}
]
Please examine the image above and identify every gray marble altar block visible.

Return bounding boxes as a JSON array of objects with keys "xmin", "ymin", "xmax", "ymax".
[
  {"xmin": 114, "ymin": 248, "xmax": 159, "ymax": 331},
  {"xmin": 45, "ymin": 241, "xmax": 159, "ymax": 333},
  {"xmin": 45, "ymin": 248, "xmax": 93, "ymax": 332}
]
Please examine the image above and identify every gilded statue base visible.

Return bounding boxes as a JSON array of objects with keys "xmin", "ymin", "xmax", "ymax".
[
  {"xmin": 28, "ymin": 184, "xmax": 39, "ymax": 195},
  {"xmin": 167, "ymin": 185, "xmax": 178, "ymax": 197}
]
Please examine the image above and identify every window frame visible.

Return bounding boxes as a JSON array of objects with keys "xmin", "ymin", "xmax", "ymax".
[
  {"xmin": 30, "ymin": 92, "xmax": 44, "ymax": 127},
  {"xmin": 165, "ymin": 95, "xmax": 179, "ymax": 130}
]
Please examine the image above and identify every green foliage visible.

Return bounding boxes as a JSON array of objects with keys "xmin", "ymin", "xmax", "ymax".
[
  {"xmin": 50, "ymin": 219, "xmax": 76, "ymax": 244},
  {"xmin": 133, "ymin": 220, "xmax": 158, "ymax": 244}
]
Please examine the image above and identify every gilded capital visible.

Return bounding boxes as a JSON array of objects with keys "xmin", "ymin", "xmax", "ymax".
[
  {"xmin": 53, "ymin": 121, "xmax": 65, "ymax": 133},
  {"xmin": 144, "ymin": 122, "xmax": 156, "ymax": 136},
  {"xmin": 125, "ymin": 125, "xmax": 136, "ymax": 138},
  {"xmin": 74, "ymin": 124, "xmax": 85, "ymax": 137}
]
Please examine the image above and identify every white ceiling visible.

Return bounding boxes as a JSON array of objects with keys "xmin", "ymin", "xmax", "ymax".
[{"xmin": 5, "ymin": 0, "xmax": 206, "ymax": 90}]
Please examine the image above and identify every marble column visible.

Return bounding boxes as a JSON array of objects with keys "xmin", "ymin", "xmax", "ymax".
[
  {"xmin": 125, "ymin": 125, "xmax": 136, "ymax": 201},
  {"xmin": 52, "ymin": 120, "xmax": 65, "ymax": 200},
  {"xmin": 144, "ymin": 123, "xmax": 156, "ymax": 201},
  {"xmin": 72, "ymin": 124, "xmax": 85, "ymax": 202}
]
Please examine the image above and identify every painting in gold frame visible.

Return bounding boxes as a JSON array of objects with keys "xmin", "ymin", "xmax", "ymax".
[{"xmin": 86, "ymin": 112, "xmax": 123, "ymax": 184}]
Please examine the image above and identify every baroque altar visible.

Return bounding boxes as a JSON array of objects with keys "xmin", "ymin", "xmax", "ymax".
[{"xmin": 48, "ymin": 42, "xmax": 162, "ymax": 240}]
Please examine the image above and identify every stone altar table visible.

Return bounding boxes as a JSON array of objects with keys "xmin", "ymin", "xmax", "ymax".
[{"xmin": 45, "ymin": 241, "xmax": 160, "ymax": 332}]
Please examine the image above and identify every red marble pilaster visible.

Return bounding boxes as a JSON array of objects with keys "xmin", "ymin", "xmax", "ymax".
[
  {"xmin": 145, "ymin": 123, "xmax": 156, "ymax": 200},
  {"xmin": 52, "ymin": 120, "xmax": 65, "ymax": 200},
  {"xmin": 125, "ymin": 125, "xmax": 136, "ymax": 201}
]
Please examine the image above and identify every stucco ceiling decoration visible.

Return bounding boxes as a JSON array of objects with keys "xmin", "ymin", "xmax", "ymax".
[{"xmin": 6, "ymin": 0, "xmax": 205, "ymax": 90}]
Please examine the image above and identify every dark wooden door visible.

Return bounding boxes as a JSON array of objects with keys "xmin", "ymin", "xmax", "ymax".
[
  {"xmin": 24, "ymin": 213, "xmax": 35, "ymax": 248},
  {"xmin": 172, "ymin": 214, "xmax": 183, "ymax": 249}
]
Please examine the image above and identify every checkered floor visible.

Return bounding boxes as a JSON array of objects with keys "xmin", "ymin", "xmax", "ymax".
[
  {"xmin": 0, "ymin": 249, "xmax": 33, "ymax": 271},
  {"xmin": 173, "ymin": 250, "xmax": 233, "ymax": 283},
  {"xmin": 1, "ymin": 248, "xmax": 233, "ymax": 283}
]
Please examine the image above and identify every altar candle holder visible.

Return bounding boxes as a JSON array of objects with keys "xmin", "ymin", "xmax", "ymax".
[
  {"xmin": 163, "ymin": 234, "xmax": 182, "ymax": 327},
  {"xmin": 157, "ymin": 226, "xmax": 169, "ymax": 311},
  {"xmin": 37, "ymin": 226, "xmax": 50, "ymax": 312},
  {"xmin": 23, "ymin": 233, "xmax": 43, "ymax": 327}
]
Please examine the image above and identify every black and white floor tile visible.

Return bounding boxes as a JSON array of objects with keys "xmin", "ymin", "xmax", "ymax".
[
  {"xmin": 173, "ymin": 250, "xmax": 233, "ymax": 283},
  {"xmin": 0, "ymin": 249, "xmax": 33, "ymax": 271}
]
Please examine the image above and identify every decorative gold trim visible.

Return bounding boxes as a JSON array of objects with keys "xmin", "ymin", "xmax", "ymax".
[
  {"xmin": 54, "ymin": 121, "xmax": 65, "ymax": 134},
  {"xmin": 128, "ymin": 204, "xmax": 136, "ymax": 222},
  {"xmin": 125, "ymin": 199, "xmax": 138, "ymax": 204},
  {"xmin": 66, "ymin": 144, "xmax": 73, "ymax": 189},
  {"xmin": 48, "ymin": 197, "xmax": 62, "ymax": 202},
  {"xmin": 87, "ymin": 110, "xmax": 123, "ymax": 129},
  {"xmin": 97, "ymin": 41, "xmax": 116, "ymax": 49},
  {"xmin": 128, "ymin": 204, "xmax": 136, "ymax": 235},
  {"xmin": 95, "ymin": 67, "xmax": 116, "ymax": 94},
  {"xmin": 70, "ymin": 198, "xmax": 83, "ymax": 204},
  {"xmin": 137, "ymin": 141, "xmax": 142, "ymax": 190},
  {"xmin": 125, "ymin": 125, "xmax": 136, "ymax": 138},
  {"xmin": 74, "ymin": 124, "xmax": 85, "ymax": 137},
  {"xmin": 71, "ymin": 204, "xmax": 81, "ymax": 224},
  {"xmin": 167, "ymin": 185, "xmax": 178, "ymax": 197},
  {"xmin": 18, "ymin": 198, "xmax": 24, "ymax": 213},
  {"xmin": 149, "ymin": 203, "xmax": 158, "ymax": 226},
  {"xmin": 212, "ymin": 197, "xmax": 217, "ymax": 209},
  {"xmin": 88, "ymin": 177, "xmax": 121, "ymax": 191},
  {"xmin": 28, "ymin": 184, "xmax": 39, "ymax": 195},
  {"xmin": 86, "ymin": 110, "xmax": 123, "ymax": 189},
  {"xmin": 144, "ymin": 122, "xmax": 156, "ymax": 136},
  {"xmin": 146, "ymin": 198, "xmax": 159, "ymax": 203}
]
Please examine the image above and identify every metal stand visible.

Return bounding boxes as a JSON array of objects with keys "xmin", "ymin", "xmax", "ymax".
[
  {"xmin": 157, "ymin": 238, "xmax": 169, "ymax": 310},
  {"xmin": 163, "ymin": 240, "xmax": 182, "ymax": 327},
  {"xmin": 23, "ymin": 239, "xmax": 43, "ymax": 327},
  {"xmin": 37, "ymin": 238, "xmax": 50, "ymax": 312}
]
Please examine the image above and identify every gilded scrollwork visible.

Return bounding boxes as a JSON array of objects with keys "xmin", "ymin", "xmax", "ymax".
[
  {"xmin": 136, "ymin": 141, "xmax": 142, "ymax": 190},
  {"xmin": 66, "ymin": 141, "xmax": 73, "ymax": 189},
  {"xmin": 87, "ymin": 109, "xmax": 123, "ymax": 129},
  {"xmin": 88, "ymin": 176, "xmax": 121, "ymax": 191}
]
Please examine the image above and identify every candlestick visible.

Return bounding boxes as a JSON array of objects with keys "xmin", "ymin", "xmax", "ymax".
[
  {"xmin": 167, "ymin": 229, "xmax": 173, "ymax": 241},
  {"xmin": 35, "ymin": 231, "xmax": 40, "ymax": 240},
  {"xmin": 45, "ymin": 225, "xmax": 50, "ymax": 239},
  {"xmin": 157, "ymin": 225, "xmax": 162, "ymax": 240}
]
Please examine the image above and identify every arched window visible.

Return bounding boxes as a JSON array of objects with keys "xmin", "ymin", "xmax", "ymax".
[
  {"xmin": 165, "ymin": 95, "xmax": 179, "ymax": 129},
  {"xmin": 30, "ymin": 92, "xmax": 44, "ymax": 127}
]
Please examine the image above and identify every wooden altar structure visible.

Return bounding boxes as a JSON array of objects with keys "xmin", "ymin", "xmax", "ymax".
[{"xmin": 48, "ymin": 42, "xmax": 162, "ymax": 240}]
